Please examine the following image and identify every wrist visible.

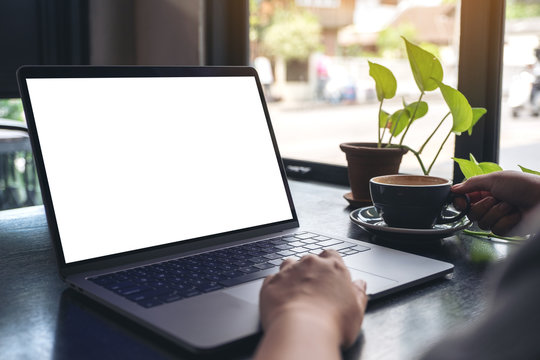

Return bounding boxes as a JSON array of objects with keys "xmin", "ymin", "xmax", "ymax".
[
  {"xmin": 256, "ymin": 309, "xmax": 342, "ymax": 360},
  {"xmin": 266, "ymin": 305, "xmax": 342, "ymax": 346}
]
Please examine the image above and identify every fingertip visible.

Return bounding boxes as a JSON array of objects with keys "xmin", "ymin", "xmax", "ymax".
[
  {"xmin": 354, "ymin": 279, "xmax": 367, "ymax": 291},
  {"xmin": 262, "ymin": 273, "xmax": 274, "ymax": 286},
  {"xmin": 353, "ymin": 280, "xmax": 369, "ymax": 308},
  {"xmin": 453, "ymin": 197, "xmax": 468, "ymax": 211},
  {"xmin": 492, "ymin": 212, "xmax": 522, "ymax": 236},
  {"xmin": 320, "ymin": 249, "xmax": 342, "ymax": 260},
  {"xmin": 279, "ymin": 258, "xmax": 295, "ymax": 270}
]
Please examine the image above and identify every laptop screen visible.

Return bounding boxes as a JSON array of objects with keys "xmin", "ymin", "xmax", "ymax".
[{"xmin": 23, "ymin": 72, "xmax": 294, "ymax": 264}]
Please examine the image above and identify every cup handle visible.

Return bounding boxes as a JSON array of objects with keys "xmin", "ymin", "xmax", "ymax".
[{"xmin": 436, "ymin": 193, "xmax": 471, "ymax": 224}]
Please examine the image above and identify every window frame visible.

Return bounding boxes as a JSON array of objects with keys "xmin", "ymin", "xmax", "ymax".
[{"xmin": 453, "ymin": 0, "xmax": 506, "ymax": 182}]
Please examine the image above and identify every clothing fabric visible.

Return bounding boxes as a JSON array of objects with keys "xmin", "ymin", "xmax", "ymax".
[{"xmin": 421, "ymin": 233, "xmax": 540, "ymax": 360}]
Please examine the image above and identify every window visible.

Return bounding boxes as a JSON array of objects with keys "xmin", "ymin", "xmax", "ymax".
[
  {"xmin": 498, "ymin": 0, "xmax": 540, "ymax": 172},
  {"xmin": 249, "ymin": 0, "xmax": 506, "ymax": 184},
  {"xmin": 250, "ymin": 0, "xmax": 462, "ymax": 180}
]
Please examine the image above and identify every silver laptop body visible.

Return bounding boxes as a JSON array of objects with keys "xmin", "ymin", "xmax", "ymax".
[{"xmin": 17, "ymin": 66, "xmax": 453, "ymax": 353}]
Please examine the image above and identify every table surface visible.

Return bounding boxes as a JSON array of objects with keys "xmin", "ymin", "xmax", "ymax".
[{"xmin": 0, "ymin": 180, "xmax": 519, "ymax": 360}]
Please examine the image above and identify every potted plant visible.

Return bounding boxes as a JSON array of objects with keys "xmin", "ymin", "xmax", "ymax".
[{"xmin": 341, "ymin": 37, "xmax": 486, "ymax": 206}]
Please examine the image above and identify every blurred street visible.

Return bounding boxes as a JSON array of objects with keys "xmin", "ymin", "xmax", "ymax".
[{"xmin": 268, "ymin": 96, "xmax": 540, "ymax": 179}]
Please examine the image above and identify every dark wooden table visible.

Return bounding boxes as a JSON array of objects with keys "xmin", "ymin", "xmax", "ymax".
[{"xmin": 0, "ymin": 180, "xmax": 519, "ymax": 359}]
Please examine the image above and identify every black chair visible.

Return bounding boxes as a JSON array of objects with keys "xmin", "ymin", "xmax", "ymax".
[{"xmin": 0, "ymin": 119, "xmax": 41, "ymax": 210}]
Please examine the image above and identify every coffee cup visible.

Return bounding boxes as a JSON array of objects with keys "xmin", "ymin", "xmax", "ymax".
[{"xmin": 369, "ymin": 175, "xmax": 470, "ymax": 229}]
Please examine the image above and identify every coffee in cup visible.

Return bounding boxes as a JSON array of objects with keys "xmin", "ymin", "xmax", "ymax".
[{"xmin": 369, "ymin": 174, "xmax": 470, "ymax": 229}]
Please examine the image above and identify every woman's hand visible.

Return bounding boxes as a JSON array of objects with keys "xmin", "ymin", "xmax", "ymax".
[
  {"xmin": 452, "ymin": 171, "xmax": 540, "ymax": 235},
  {"xmin": 255, "ymin": 250, "xmax": 368, "ymax": 360}
]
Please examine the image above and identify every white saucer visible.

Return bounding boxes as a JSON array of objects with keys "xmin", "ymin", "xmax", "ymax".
[{"xmin": 350, "ymin": 206, "xmax": 472, "ymax": 239}]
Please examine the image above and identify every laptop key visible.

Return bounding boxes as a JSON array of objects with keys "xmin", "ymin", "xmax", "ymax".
[
  {"xmin": 254, "ymin": 262, "xmax": 275, "ymax": 270},
  {"xmin": 239, "ymin": 266, "xmax": 259, "ymax": 274},
  {"xmin": 222, "ymin": 270, "xmax": 244, "ymax": 278},
  {"xmin": 137, "ymin": 298, "xmax": 164, "ymax": 308},
  {"xmin": 104, "ymin": 281, "xmax": 136, "ymax": 291},
  {"xmin": 277, "ymin": 250, "xmax": 294, "ymax": 256},
  {"xmin": 354, "ymin": 245, "xmax": 371, "ymax": 252},
  {"xmin": 205, "ymin": 275, "xmax": 223, "ymax": 282},
  {"xmin": 269, "ymin": 238, "xmax": 287, "ymax": 245},
  {"xmin": 263, "ymin": 253, "xmax": 282, "ymax": 260},
  {"xmin": 289, "ymin": 241, "xmax": 304, "ymax": 247},
  {"xmin": 117, "ymin": 286, "xmax": 150, "ymax": 296},
  {"xmin": 232, "ymin": 260, "xmax": 251, "ymax": 268},
  {"xmin": 268, "ymin": 259, "xmax": 283, "ymax": 266},
  {"xmin": 294, "ymin": 233, "xmax": 315, "ymax": 240},
  {"xmin": 127, "ymin": 293, "xmax": 151, "ymax": 302},
  {"xmin": 317, "ymin": 239, "xmax": 342, "ymax": 247},
  {"xmin": 324, "ymin": 242, "xmax": 355, "ymax": 252},
  {"xmin": 181, "ymin": 289, "xmax": 201, "ymax": 298},
  {"xmin": 219, "ymin": 267, "xmax": 278, "ymax": 288},
  {"xmin": 248, "ymin": 257, "xmax": 266, "ymax": 264}
]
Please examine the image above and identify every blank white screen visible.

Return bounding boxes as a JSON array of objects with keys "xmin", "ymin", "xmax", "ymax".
[{"xmin": 26, "ymin": 76, "xmax": 293, "ymax": 263}]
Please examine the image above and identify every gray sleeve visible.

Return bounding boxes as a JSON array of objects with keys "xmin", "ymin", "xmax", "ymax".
[{"xmin": 420, "ymin": 234, "xmax": 540, "ymax": 360}]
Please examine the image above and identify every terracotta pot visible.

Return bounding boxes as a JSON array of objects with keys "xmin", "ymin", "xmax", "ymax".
[{"xmin": 340, "ymin": 142, "xmax": 408, "ymax": 206}]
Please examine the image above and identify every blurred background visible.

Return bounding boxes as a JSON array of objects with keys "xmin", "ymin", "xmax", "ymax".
[{"xmin": 248, "ymin": 0, "xmax": 540, "ymax": 178}]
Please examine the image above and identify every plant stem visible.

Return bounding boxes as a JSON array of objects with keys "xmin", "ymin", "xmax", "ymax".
[
  {"xmin": 381, "ymin": 114, "xmax": 391, "ymax": 145},
  {"xmin": 388, "ymin": 144, "xmax": 428, "ymax": 175},
  {"xmin": 418, "ymin": 111, "xmax": 451, "ymax": 154},
  {"xmin": 387, "ymin": 119, "xmax": 397, "ymax": 145},
  {"xmin": 387, "ymin": 111, "xmax": 403, "ymax": 146},
  {"xmin": 427, "ymin": 128, "xmax": 452, "ymax": 175},
  {"xmin": 463, "ymin": 229, "xmax": 527, "ymax": 242},
  {"xmin": 399, "ymin": 92, "xmax": 424, "ymax": 146},
  {"xmin": 377, "ymin": 99, "xmax": 384, "ymax": 148}
]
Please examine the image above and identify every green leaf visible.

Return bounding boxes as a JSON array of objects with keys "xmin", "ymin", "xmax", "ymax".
[
  {"xmin": 453, "ymin": 157, "xmax": 484, "ymax": 179},
  {"xmin": 379, "ymin": 109, "xmax": 390, "ymax": 128},
  {"xmin": 368, "ymin": 61, "xmax": 397, "ymax": 101},
  {"xmin": 436, "ymin": 81, "xmax": 473, "ymax": 134},
  {"xmin": 478, "ymin": 162, "xmax": 503, "ymax": 174},
  {"xmin": 388, "ymin": 109, "xmax": 411, "ymax": 136},
  {"xmin": 404, "ymin": 101, "xmax": 428, "ymax": 121},
  {"xmin": 518, "ymin": 165, "xmax": 540, "ymax": 175},
  {"xmin": 403, "ymin": 37, "xmax": 443, "ymax": 92},
  {"xmin": 468, "ymin": 108, "xmax": 487, "ymax": 135}
]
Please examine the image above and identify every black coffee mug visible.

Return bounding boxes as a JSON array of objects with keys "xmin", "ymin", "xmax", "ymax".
[{"xmin": 369, "ymin": 175, "xmax": 470, "ymax": 229}]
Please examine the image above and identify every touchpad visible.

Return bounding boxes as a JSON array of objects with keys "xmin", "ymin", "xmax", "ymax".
[
  {"xmin": 223, "ymin": 278, "xmax": 265, "ymax": 305},
  {"xmin": 348, "ymin": 268, "xmax": 398, "ymax": 295}
]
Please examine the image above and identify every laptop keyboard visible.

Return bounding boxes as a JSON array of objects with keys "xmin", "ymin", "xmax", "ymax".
[{"xmin": 88, "ymin": 232, "xmax": 370, "ymax": 308}]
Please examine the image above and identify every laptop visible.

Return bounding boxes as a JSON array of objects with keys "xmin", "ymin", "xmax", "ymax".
[{"xmin": 17, "ymin": 66, "xmax": 453, "ymax": 353}]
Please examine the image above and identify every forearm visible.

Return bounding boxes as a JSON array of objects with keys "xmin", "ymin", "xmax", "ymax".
[{"xmin": 254, "ymin": 311, "xmax": 342, "ymax": 360}]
